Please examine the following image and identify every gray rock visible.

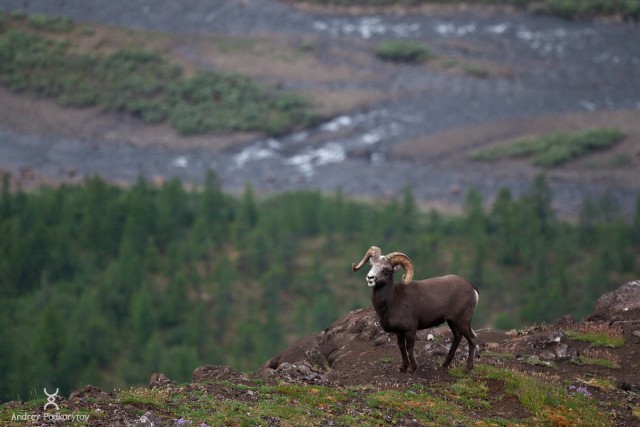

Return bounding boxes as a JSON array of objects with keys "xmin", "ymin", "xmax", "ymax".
[
  {"xmin": 149, "ymin": 373, "xmax": 174, "ymax": 389},
  {"xmin": 135, "ymin": 411, "xmax": 164, "ymax": 427},
  {"xmin": 591, "ymin": 280, "xmax": 640, "ymax": 321}
]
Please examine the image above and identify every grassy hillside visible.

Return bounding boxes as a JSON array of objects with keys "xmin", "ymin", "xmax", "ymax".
[
  {"xmin": 2, "ymin": 315, "xmax": 639, "ymax": 425},
  {"xmin": 0, "ymin": 366, "xmax": 617, "ymax": 426}
]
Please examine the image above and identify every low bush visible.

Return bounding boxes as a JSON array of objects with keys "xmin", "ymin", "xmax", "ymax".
[
  {"xmin": 470, "ymin": 128, "xmax": 625, "ymax": 167},
  {"xmin": 375, "ymin": 40, "xmax": 433, "ymax": 63},
  {"xmin": 28, "ymin": 14, "xmax": 74, "ymax": 32}
]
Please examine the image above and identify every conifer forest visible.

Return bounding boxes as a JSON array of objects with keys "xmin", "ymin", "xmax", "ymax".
[{"xmin": 1, "ymin": 172, "xmax": 639, "ymax": 402}]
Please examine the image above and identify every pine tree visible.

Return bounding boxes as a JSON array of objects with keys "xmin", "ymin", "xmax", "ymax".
[
  {"xmin": 160, "ymin": 273, "xmax": 189, "ymax": 327},
  {"xmin": 633, "ymin": 192, "xmax": 640, "ymax": 242},
  {"xmin": 144, "ymin": 333, "xmax": 164, "ymax": 373},
  {"xmin": 211, "ymin": 256, "xmax": 235, "ymax": 336},
  {"xmin": 527, "ymin": 174, "xmax": 554, "ymax": 234},
  {"xmin": 0, "ymin": 172, "xmax": 11, "ymax": 221},
  {"xmin": 129, "ymin": 284, "xmax": 156, "ymax": 350},
  {"xmin": 491, "ymin": 188, "xmax": 520, "ymax": 265},
  {"xmin": 0, "ymin": 305, "xmax": 15, "ymax": 401},
  {"xmin": 36, "ymin": 306, "xmax": 67, "ymax": 371},
  {"xmin": 80, "ymin": 176, "xmax": 121, "ymax": 258},
  {"xmin": 230, "ymin": 184, "xmax": 254, "ymax": 248},
  {"xmin": 156, "ymin": 178, "xmax": 191, "ymax": 248},
  {"xmin": 401, "ymin": 185, "xmax": 418, "ymax": 234}
]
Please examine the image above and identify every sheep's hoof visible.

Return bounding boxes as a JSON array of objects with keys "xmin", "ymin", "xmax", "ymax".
[
  {"xmin": 398, "ymin": 365, "xmax": 408, "ymax": 373},
  {"xmin": 408, "ymin": 364, "xmax": 417, "ymax": 373}
]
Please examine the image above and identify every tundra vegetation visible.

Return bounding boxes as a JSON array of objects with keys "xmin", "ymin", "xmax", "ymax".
[
  {"xmin": 374, "ymin": 40, "xmax": 433, "ymax": 63},
  {"xmin": 0, "ymin": 365, "xmax": 616, "ymax": 426},
  {"xmin": 0, "ymin": 12, "xmax": 317, "ymax": 136},
  {"xmin": 290, "ymin": 0, "xmax": 640, "ymax": 21},
  {"xmin": 0, "ymin": 172, "xmax": 639, "ymax": 402},
  {"xmin": 469, "ymin": 128, "xmax": 626, "ymax": 167}
]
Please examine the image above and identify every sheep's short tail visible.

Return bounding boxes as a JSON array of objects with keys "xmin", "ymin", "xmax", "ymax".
[{"xmin": 472, "ymin": 289, "xmax": 479, "ymax": 338}]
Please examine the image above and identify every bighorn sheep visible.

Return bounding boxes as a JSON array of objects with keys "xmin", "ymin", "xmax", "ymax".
[{"xmin": 352, "ymin": 246, "xmax": 479, "ymax": 372}]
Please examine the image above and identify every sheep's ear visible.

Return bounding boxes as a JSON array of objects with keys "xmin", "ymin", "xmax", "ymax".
[{"xmin": 393, "ymin": 265, "xmax": 403, "ymax": 271}]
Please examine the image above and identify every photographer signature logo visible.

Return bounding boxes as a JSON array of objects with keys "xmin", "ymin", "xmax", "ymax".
[
  {"xmin": 11, "ymin": 386, "xmax": 90, "ymax": 423},
  {"xmin": 43, "ymin": 388, "xmax": 59, "ymax": 411}
]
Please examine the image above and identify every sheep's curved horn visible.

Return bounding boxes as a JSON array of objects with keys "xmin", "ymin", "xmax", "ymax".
[
  {"xmin": 386, "ymin": 252, "xmax": 414, "ymax": 284},
  {"xmin": 352, "ymin": 246, "xmax": 382, "ymax": 272}
]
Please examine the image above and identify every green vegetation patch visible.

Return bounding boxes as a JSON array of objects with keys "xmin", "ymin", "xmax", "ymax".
[
  {"xmin": 374, "ymin": 40, "xmax": 433, "ymax": 63},
  {"xmin": 289, "ymin": 0, "xmax": 640, "ymax": 21},
  {"xmin": 116, "ymin": 387, "xmax": 173, "ymax": 406},
  {"xmin": 0, "ymin": 362, "xmax": 618, "ymax": 426},
  {"xmin": 571, "ymin": 356, "xmax": 620, "ymax": 369},
  {"xmin": 565, "ymin": 323, "xmax": 625, "ymax": 348},
  {"xmin": 365, "ymin": 386, "xmax": 478, "ymax": 425},
  {"xmin": 27, "ymin": 14, "xmax": 74, "ymax": 32},
  {"xmin": 470, "ymin": 128, "xmax": 625, "ymax": 167},
  {"xmin": 0, "ymin": 24, "xmax": 317, "ymax": 136},
  {"xmin": 478, "ymin": 365, "xmax": 610, "ymax": 426},
  {"xmin": 448, "ymin": 377, "xmax": 491, "ymax": 410}
]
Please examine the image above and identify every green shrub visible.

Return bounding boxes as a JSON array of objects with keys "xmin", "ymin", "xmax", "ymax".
[
  {"xmin": 375, "ymin": 40, "xmax": 433, "ymax": 63},
  {"xmin": 470, "ymin": 128, "xmax": 625, "ymax": 167},
  {"xmin": 28, "ymin": 14, "xmax": 74, "ymax": 32}
]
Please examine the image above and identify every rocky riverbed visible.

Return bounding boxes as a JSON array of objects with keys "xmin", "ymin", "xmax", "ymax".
[{"xmin": 0, "ymin": 0, "xmax": 639, "ymax": 217}]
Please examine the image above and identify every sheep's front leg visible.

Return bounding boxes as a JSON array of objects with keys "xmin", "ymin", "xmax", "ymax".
[
  {"xmin": 397, "ymin": 333, "xmax": 418, "ymax": 372},
  {"xmin": 396, "ymin": 334, "xmax": 410, "ymax": 372}
]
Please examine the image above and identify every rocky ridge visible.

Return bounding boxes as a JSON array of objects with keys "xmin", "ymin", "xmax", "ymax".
[{"xmin": 3, "ymin": 281, "xmax": 640, "ymax": 426}]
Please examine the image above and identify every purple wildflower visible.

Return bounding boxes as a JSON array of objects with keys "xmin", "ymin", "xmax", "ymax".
[{"xmin": 568, "ymin": 385, "xmax": 592, "ymax": 397}]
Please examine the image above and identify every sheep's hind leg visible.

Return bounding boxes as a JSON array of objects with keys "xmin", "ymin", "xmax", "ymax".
[
  {"xmin": 405, "ymin": 331, "xmax": 418, "ymax": 372},
  {"xmin": 463, "ymin": 329, "xmax": 477, "ymax": 371},
  {"xmin": 396, "ymin": 334, "xmax": 410, "ymax": 372},
  {"xmin": 443, "ymin": 321, "xmax": 462, "ymax": 369}
]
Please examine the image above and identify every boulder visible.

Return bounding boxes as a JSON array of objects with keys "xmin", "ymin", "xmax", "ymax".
[
  {"xmin": 68, "ymin": 384, "xmax": 106, "ymax": 401},
  {"xmin": 590, "ymin": 280, "xmax": 640, "ymax": 321},
  {"xmin": 263, "ymin": 307, "xmax": 389, "ymax": 372},
  {"xmin": 192, "ymin": 365, "xmax": 250, "ymax": 385},
  {"xmin": 319, "ymin": 308, "xmax": 388, "ymax": 366},
  {"xmin": 271, "ymin": 361, "xmax": 326, "ymax": 384},
  {"xmin": 134, "ymin": 411, "xmax": 164, "ymax": 427},
  {"xmin": 264, "ymin": 333, "xmax": 324, "ymax": 370},
  {"xmin": 149, "ymin": 373, "xmax": 175, "ymax": 389}
]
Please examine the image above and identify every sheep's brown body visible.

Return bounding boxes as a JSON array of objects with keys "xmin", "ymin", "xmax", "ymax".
[
  {"xmin": 352, "ymin": 246, "xmax": 479, "ymax": 372},
  {"xmin": 373, "ymin": 275, "xmax": 478, "ymax": 372}
]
